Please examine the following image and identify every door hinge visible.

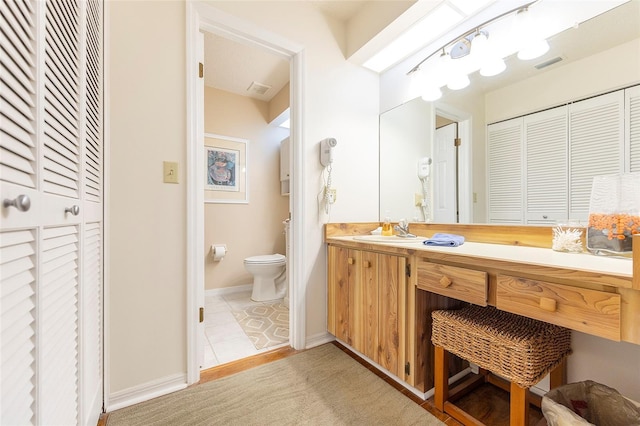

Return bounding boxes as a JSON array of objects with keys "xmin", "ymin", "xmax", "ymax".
[
  {"xmin": 406, "ymin": 264, "xmax": 411, "ymax": 277},
  {"xmin": 199, "ymin": 307, "xmax": 204, "ymax": 323},
  {"xmin": 198, "ymin": 62, "xmax": 204, "ymax": 78},
  {"xmin": 454, "ymin": 138, "xmax": 461, "ymax": 147},
  {"xmin": 405, "ymin": 362, "xmax": 411, "ymax": 376}
]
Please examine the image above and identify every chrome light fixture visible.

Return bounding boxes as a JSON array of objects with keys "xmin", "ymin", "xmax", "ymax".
[{"xmin": 407, "ymin": 1, "xmax": 547, "ymax": 98}]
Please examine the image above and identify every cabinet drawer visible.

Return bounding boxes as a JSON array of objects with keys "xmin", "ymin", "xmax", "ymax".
[
  {"xmin": 496, "ymin": 275, "xmax": 621, "ymax": 341},
  {"xmin": 417, "ymin": 260, "xmax": 488, "ymax": 306}
]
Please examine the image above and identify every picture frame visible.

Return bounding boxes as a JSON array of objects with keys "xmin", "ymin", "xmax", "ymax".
[{"xmin": 204, "ymin": 134, "xmax": 248, "ymax": 203}]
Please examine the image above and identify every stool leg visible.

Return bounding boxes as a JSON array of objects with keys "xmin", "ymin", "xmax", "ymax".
[
  {"xmin": 434, "ymin": 345, "xmax": 449, "ymax": 411},
  {"xmin": 510, "ymin": 382, "xmax": 529, "ymax": 426},
  {"xmin": 549, "ymin": 357, "xmax": 567, "ymax": 389}
]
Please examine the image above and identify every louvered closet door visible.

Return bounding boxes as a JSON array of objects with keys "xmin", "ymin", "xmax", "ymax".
[
  {"xmin": 0, "ymin": 0, "xmax": 104, "ymax": 425},
  {"xmin": 487, "ymin": 117, "xmax": 524, "ymax": 223},
  {"xmin": 569, "ymin": 91, "xmax": 624, "ymax": 221},
  {"xmin": 80, "ymin": 0, "xmax": 104, "ymax": 423},
  {"xmin": 1, "ymin": 0, "xmax": 39, "ymax": 423},
  {"xmin": 626, "ymin": 85, "xmax": 640, "ymax": 172},
  {"xmin": 524, "ymin": 105, "xmax": 568, "ymax": 224}
]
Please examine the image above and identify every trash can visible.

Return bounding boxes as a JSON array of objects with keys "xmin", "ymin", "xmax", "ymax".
[{"xmin": 541, "ymin": 380, "xmax": 640, "ymax": 426}]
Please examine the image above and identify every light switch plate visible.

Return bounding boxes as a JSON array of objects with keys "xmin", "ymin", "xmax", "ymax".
[{"xmin": 163, "ymin": 161, "xmax": 179, "ymax": 184}]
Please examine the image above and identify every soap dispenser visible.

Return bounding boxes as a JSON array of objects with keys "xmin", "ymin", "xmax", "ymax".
[{"xmin": 382, "ymin": 212, "xmax": 393, "ymax": 236}]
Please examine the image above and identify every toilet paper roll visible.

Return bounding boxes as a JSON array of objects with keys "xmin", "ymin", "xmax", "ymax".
[{"xmin": 212, "ymin": 245, "xmax": 227, "ymax": 261}]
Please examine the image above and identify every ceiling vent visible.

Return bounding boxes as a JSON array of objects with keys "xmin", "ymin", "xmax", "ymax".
[
  {"xmin": 535, "ymin": 56, "xmax": 564, "ymax": 70},
  {"xmin": 247, "ymin": 81, "xmax": 272, "ymax": 95}
]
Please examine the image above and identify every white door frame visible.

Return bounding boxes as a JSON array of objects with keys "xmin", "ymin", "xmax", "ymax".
[
  {"xmin": 434, "ymin": 103, "xmax": 473, "ymax": 223},
  {"xmin": 185, "ymin": 2, "xmax": 306, "ymax": 384}
]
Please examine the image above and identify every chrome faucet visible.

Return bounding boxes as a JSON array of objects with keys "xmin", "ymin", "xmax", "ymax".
[{"xmin": 394, "ymin": 219, "xmax": 416, "ymax": 238}]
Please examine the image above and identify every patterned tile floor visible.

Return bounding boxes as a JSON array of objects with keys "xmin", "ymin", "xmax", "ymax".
[{"xmin": 202, "ymin": 290, "xmax": 289, "ymax": 370}]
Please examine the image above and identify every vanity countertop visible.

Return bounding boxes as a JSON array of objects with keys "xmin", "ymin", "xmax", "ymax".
[{"xmin": 328, "ymin": 235, "xmax": 631, "ymax": 276}]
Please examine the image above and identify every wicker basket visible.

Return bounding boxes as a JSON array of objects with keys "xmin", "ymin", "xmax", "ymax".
[{"xmin": 432, "ymin": 305, "xmax": 572, "ymax": 388}]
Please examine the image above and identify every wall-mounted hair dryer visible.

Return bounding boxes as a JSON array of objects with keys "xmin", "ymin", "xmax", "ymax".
[
  {"xmin": 418, "ymin": 157, "xmax": 432, "ymax": 179},
  {"xmin": 320, "ymin": 138, "xmax": 337, "ymax": 167}
]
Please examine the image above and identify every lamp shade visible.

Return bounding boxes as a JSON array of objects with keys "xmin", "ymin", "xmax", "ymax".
[
  {"xmin": 471, "ymin": 31, "xmax": 489, "ymax": 56},
  {"xmin": 422, "ymin": 85, "xmax": 443, "ymax": 101},
  {"xmin": 447, "ymin": 73, "xmax": 470, "ymax": 90},
  {"xmin": 517, "ymin": 38, "xmax": 549, "ymax": 60},
  {"xmin": 480, "ymin": 57, "xmax": 506, "ymax": 76}
]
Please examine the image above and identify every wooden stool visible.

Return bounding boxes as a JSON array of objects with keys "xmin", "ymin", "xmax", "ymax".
[{"xmin": 432, "ymin": 305, "xmax": 572, "ymax": 426}]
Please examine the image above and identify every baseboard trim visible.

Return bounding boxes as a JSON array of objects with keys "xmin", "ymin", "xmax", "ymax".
[
  {"xmin": 305, "ymin": 331, "xmax": 335, "ymax": 349},
  {"xmin": 205, "ymin": 284, "xmax": 252, "ymax": 297},
  {"xmin": 106, "ymin": 373, "xmax": 187, "ymax": 412}
]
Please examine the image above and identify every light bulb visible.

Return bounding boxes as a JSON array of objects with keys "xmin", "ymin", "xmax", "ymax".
[
  {"xmin": 447, "ymin": 73, "xmax": 470, "ymax": 90},
  {"xmin": 421, "ymin": 85, "xmax": 442, "ymax": 102},
  {"xmin": 517, "ymin": 38, "xmax": 549, "ymax": 60},
  {"xmin": 480, "ymin": 57, "xmax": 506, "ymax": 77},
  {"xmin": 471, "ymin": 31, "xmax": 488, "ymax": 56}
]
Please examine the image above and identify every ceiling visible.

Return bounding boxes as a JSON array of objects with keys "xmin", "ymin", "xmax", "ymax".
[
  {"xmin": 203, "ymin": 1, "xmax": 370, "ymax": 102},
  {"xmin": 203, "ymin": 0, "xmax": 640, "ymax": 102},
  {"xmin": 203, "ymin": 32, "xmax": 290, "ymax": 102}
]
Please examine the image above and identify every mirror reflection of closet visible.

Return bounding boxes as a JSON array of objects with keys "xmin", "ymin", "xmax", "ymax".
[{"xmin": 378, "ymin": 1, "xmax": 640, "ymax": 224}]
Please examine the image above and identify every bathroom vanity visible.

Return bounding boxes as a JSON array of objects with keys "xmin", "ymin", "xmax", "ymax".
[{"xmin": 325, "ymin": 223, "xmax": 639, "ymax": 396}]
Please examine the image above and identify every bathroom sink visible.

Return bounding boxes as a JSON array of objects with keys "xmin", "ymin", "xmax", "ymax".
[{"xmin": 353, "ymin": 235, "xmax": 424, "ymax": 243}]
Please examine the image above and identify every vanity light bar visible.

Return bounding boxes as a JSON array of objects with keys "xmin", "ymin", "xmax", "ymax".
[{"xmin": 407, "ymin": 1, "xmax": 537, "ymax": 75}]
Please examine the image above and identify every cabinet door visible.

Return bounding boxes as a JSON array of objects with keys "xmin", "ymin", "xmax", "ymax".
[
  {"xmin": 279, "ymin": 137, "xmax": 290, "ymax": 180},
  {"xmin": 569, "ymin": 91, "xmax": 624, "ymax": 220},
  {"xmin": 487, "ymin": 118, "xmax": 524, "ymax": 223},
  {"xmin": 524, "ymin": 106, "xmax": 568, "ymax": 224},
  {"xmin": 626, "ymin": 85, "xmax": 640, "ymax": 172},
  {"xmin": 351, "ymin": 250, "xmax": 378, "ymax": 363},
  {"xmin": 327, "ymin": 245, "xmax": 352, "ymax": 343},
  {"xmin": 377, "ymin": 254, "xmax": 406, "ymax": 377}
]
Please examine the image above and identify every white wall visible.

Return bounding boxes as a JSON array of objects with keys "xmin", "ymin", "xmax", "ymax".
[
  {"xmin": 108, "ymin": 0, "xmax": 186, "ymax": 394},
  {"xmin": 108, "ymin": 0, "xmax": 379, "ymax": 401}
]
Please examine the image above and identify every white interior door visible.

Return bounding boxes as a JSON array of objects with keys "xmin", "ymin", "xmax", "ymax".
[
  {"xmin": 433, "ymin": 123, "xmax": 457, "ymax": 223},
  {"xmin": 0, "ymin": 0, "xmax": 103, "ymax": 424}
]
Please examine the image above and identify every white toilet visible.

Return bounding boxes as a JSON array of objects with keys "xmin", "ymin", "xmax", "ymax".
[{"xmin": 244, "ymin": 253, "xmax": 287, "ymax": 302}]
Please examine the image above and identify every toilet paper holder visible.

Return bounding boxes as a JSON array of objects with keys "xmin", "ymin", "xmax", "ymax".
[{"xmin": 211, "ymin": 244, "xmax": 228, "ymax": 261}]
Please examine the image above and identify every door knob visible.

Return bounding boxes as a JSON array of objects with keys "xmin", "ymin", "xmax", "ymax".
[
  {"xmin": 3, "ymin": 194, "xmax": 31, "ymax": 212},
  {"xmin": 65, "ymin": 205, "xmax": 80, "ymax": 216}
]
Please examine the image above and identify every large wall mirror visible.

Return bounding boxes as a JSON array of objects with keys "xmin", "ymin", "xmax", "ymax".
[{"xmin": 379, "ymin": 1, "xmax": 640, "ymax": 224}]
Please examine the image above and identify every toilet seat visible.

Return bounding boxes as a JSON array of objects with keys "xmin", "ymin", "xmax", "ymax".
[{"xmin": 244, "ymin": 254, "xmax": 285, "ymax": 265}]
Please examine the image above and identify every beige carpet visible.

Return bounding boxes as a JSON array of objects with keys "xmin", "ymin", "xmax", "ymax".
[
  {"xmin": 106, "ymin": 343, "xmax": 444, "ymax": 426},
  {"xmin": 232, "ymin": 301, "xmax": 289, "ymax": 350}
]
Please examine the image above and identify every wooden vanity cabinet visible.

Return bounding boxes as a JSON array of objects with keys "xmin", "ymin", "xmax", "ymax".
[{"xmin": 327, "ymin": 245, "xmax": 407, "ymax": 380}]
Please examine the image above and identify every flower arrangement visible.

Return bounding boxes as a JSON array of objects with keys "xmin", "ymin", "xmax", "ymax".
[{"xmin": 552, "ymin": 224, "xmax": 584, "ymax": 253}]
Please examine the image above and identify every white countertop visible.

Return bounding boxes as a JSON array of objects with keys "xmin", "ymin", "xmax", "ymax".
[{"xmin": 328, "ymin": 236, "xmax": 632, "ymax": 278}]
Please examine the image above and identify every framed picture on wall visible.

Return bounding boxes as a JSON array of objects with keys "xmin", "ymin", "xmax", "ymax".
[{"xmin": 204, "ymin": 134, "xmax": 248, "ymax": 203}]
